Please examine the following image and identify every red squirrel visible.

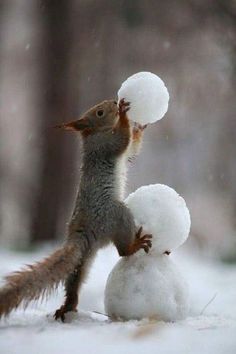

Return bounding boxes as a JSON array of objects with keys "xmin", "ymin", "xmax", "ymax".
[{"xmin": 0, "ymin": 99, "xmax": 152, "ymax": 322}]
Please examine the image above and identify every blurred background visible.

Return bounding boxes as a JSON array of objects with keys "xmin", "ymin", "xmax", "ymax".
[{"xmin": 0, "ymin": 0, "xmax": 235, "ymax": 261}]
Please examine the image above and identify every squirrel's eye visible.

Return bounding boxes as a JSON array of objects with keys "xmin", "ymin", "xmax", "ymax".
[{"xmin": 96, "ymin": 109, "xmax": 104, "ymax": 118}]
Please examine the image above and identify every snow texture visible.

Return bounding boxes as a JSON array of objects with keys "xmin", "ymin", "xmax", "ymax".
[
  {"xmin": 105, "ymin": 254, "xmax": 189, "ymax": 321},
  {"xmin": 125, "ymin": 184, "xmax": 191, "ymax": 255},
  {"xmin": 0, "ymin": 247, "xmax": 236, "ymax": 354},
  {"xmin": 117, "ymin": 72, "xmax": 169, "ymax": 125},
  {"xmin": 104, "ymin": 184, "xmax": 190, "ymax": 321}
]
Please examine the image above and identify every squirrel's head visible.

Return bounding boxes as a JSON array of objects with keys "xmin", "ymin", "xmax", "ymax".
[{"xmin": 55, "ymin": 100, "xmax": 119, "ymax": 137}]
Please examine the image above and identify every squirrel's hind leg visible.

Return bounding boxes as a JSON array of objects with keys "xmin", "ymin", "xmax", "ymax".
[{"xmin": 54, "ymin": 254, "xmax": 94, "ymax": 322}]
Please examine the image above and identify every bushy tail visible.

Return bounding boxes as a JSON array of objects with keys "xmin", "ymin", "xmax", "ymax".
[{"xmin": 0, "ymin": 242, "xmax": 82, "ymax": 318}]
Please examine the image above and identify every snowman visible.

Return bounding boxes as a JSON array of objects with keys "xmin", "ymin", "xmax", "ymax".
[
  {"xmin": 104, "ymin": 184, "xmax": 191, "ymax": 321},
  {"xmin": 104, "ymin": 73, "xmax": 191, "ymax": 321}
]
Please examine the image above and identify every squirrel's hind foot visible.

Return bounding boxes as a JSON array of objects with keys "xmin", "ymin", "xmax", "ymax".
[{"xmin": 54, "ymin": 305, "xmax": 77, "ymax": 322}]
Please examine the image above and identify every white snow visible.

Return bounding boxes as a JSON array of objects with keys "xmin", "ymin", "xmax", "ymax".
[
  {"xmin": 125, "ymin": 184, "xmax": 191, "ymax": 255},
  {"xmin": 0, "ymin": 246, "xmax": 236, "ymax": 354},
  {"xmin": 105, "ymin": 254, "xmax": 189, "ymax": 321},
  {"xmin": 104, "ymin": 184, "xmax": 190, "ymax": 321},
  {"xmin": 117, "ymin": 72, "xmax": 169, "ymax": 125}
]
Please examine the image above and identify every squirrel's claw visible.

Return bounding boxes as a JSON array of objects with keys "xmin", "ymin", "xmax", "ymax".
[
  {"xmin": 54, "ymin": 305, "xmax": 77, "ymax": 322},
  {"xmin": 136, "ymin": 226, "xmax": 152, "ymax": 253},
  {"xmin": 127, "ymin": 227, "xmax": 152, "ymax": 255},
  {"xmin": 133, "ymin": 122, "xmax": 147, "ymax": 131},
  {"xmin": 54, "ymin": 307, "xmax": 66, "ymax": 322},
  {"xmin": 119, "ymin": 98, "xmax": 130, "ymax": 116},
  {"xmin": 139, "ymin": 235, "xmax": 152, "ymax": 254}
]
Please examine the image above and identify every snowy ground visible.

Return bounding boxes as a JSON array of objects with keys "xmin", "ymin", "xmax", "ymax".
[{"xmin": 0, "ymin": 245, "xmax": 236, "ymax": 354}]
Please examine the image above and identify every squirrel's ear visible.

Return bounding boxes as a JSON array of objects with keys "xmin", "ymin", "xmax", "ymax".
[{"xmin": 54, "ymin": 117, "xmax": 90, "ymax": 132}]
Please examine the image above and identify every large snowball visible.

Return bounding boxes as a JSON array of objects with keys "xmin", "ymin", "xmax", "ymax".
[
  {"xmin": 117, "ymin": 72, "xmax": 169, "ymax": 125},
  {"xmin": 125, "ymin": 184, "xmax": 191, "ymax": 255},
  {"xmin": 105, "ymin": 254, "xmax": 189, "ymax": 321}
]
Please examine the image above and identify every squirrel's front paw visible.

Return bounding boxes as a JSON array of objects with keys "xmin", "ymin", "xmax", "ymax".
[
  {"xmin": 135, "ymin": 226, "xmax": 152, "ymax": 253},
  {"xmin": 128, "ymin": 226, "xmax": 152, "ymax": 255},
  {"xmin": 118, "ymin": 98, "xmax": 130, "ymax": 117},
  {"xmin": 131, "ymin": 122, "xmax": 147, "ymax": 143},
  {"xmin": 133, "ymin": 122, "xmax": 147, "ymax": 133}
]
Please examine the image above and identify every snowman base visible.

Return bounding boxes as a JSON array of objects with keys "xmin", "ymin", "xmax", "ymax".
[{"xmin": 104, "ymin": 254, "xmax": 189, "ymax": 322}]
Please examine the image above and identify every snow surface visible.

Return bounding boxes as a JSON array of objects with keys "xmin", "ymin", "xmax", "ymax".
[
  {"xmin": 125, "ymin": 184, "xmax": 191, "ymax": 255},
  {"xmin": 0, "ymin": 246, "xmax": 236, "ymax": 354},
  {"xmin": 117, "ymin": 72, "xmax": 169, "ymax": 125},
  {"xmin": 105, "ymin": 254, "xmax": 189, "ymax": 321}
]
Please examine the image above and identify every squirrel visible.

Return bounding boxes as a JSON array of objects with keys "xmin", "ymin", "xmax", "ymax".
[{"xmin": 0, "ymin": 99, "xmax": 152, "ymax": 322}]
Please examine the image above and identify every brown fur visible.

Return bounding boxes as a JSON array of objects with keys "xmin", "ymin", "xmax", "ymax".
[{"xmin": 0, "ymin": 243, "xmax": 81, "ymax": 317}]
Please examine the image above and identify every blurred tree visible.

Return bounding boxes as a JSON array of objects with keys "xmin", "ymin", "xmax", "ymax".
[
  {"xmin": 30, "ymin": 0, "xmax": 78, "ymax": 243},
  {"xmin": 0, "ymin": 0, "xmax": 43, "ymax": 249},
  {"xmin": 0, "ymin": 0, "xmax": 6, "ymax": 237}
]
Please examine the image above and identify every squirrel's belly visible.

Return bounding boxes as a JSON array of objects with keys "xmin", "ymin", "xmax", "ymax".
[{"xmin": 115, "ymin": 155, "xmax": 127, "ymax": 201}]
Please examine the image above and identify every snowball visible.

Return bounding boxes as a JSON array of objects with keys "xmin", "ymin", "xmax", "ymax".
[
  {"xmin": 105, "ymin": 254, "xmax": 189, "ymax": 321},
  {"xmin": 125, "ymin": 184, "xmax": 191, "ymax": 255},
  {"xmin": 117, "ymin": 72, "xmax": 169, "ymax": 125}
]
